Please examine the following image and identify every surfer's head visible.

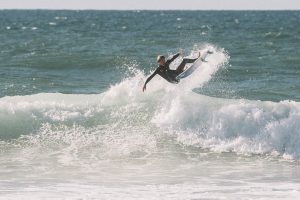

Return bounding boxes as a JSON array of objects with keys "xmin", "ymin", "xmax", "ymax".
[{"xmin": 157, "ymin": 55, "xmax": 166, "ymax": 65}]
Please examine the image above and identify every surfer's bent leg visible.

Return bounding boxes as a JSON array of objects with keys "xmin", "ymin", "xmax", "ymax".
[{"xmin": 176, "ymin": 58, "xmax": 197, "ymax": 73}]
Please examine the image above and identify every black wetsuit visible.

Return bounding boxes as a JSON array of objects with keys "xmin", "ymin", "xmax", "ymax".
[{"xmin": 144, "ymin": 53, "xmax": 197, "ymax": 85}]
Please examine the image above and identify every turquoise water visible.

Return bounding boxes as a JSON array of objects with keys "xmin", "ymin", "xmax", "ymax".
[{"xmin": 0, "ymin": 10, "xmax": 300, "ymax": 199}]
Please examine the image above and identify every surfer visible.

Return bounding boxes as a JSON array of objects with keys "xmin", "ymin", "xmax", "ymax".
[{"xmin": 142, "ymin": 50, "xmax": 200, "ymax": 92}]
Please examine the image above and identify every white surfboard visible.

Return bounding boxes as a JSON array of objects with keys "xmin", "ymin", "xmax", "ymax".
[{"xmin": 176, "ymin": 51, "xmax": 211, "ymax": 80}]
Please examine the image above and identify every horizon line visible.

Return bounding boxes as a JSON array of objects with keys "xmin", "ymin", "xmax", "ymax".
[{"xmin": 1, "ymin": 8, "xmax": 300, "ymax": 11}]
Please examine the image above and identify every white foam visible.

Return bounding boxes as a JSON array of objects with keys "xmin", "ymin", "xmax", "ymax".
[{"xmin": 154, "ymin": 94, "xmax": 300, "ymax": 159}]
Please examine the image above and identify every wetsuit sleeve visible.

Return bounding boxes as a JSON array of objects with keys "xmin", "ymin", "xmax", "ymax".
[
  {"xmin": 166, "ymin": 53, "xmax": 180, "ymax": 64},
  {"xmin": 144, "ymin": 68, "xmax": 159, "ymax": 86}
]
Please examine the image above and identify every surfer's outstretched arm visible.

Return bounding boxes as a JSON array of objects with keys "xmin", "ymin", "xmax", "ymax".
[
  {"xmin": 142, "ymin": 69, "xmax": 158, "ymax": 92},
  {"xmin": 166, "ymin": 53, "xmax": 180, "ymax": 65}
]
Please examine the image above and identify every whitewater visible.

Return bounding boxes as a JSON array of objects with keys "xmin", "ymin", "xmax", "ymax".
[{"xmin": 0, "ymin": 45, "xmax": 300, "ymax": 199}]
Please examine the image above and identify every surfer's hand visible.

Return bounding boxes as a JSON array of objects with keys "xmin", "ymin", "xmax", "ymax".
[
  {"xmin": 142, "ymin": 84, "xmax": 146, "ymax": 92},
  {"xmin": 198, "ymin": 52, "xmax": 201, "ymax": 58}
]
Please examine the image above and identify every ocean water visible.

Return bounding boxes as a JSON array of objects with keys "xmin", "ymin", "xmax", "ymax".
[{"xmin": 0, "ymin": 10, "xmax": 300, "ymax": 199}]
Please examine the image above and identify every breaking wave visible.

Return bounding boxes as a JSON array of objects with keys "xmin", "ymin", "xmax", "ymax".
[{"xmin": 1, "ymin": 44, "xmax": 300, "ymax": 160}]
